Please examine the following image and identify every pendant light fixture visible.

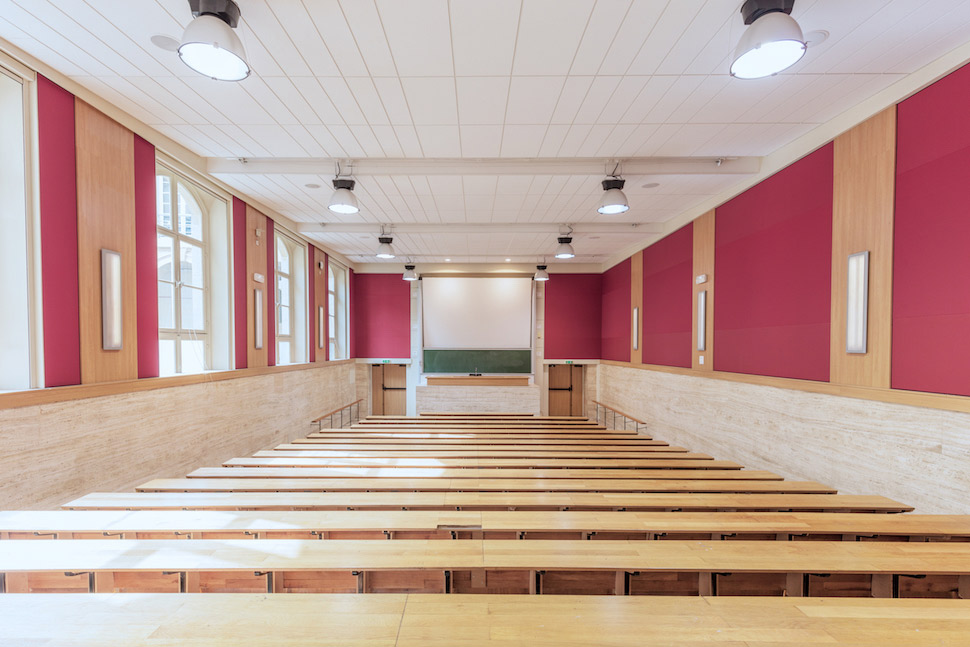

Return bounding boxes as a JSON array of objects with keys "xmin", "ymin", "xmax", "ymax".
[
  {"xmin": 403, "ymin": 263, "xmax": 418, "ymax": 281},
  {"xmin": 555, "ymin": 226, "xmax": 576, "ymax": 260},
  {"xmin": 730, "ymin": 0, "xmax": 806, "ymax": 79},
  {"xmin": 598, "ymin": 178, "xmax": 629, "ymax": 215},
  {"xmin": 534, "ymin": 265, "xmax": 550, "ymax": 281},
  {"xmin": 376, "ymin": 226, "xmax": 395, "ymax": 259},
  {"xmin": 178, "ymin": 0, "xmax": 250, "ymax": 81}
]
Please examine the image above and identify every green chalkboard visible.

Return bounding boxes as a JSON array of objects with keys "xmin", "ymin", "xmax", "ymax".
[{"xmin": 423, "ymin": 349, "xmax": 532, "ymax": 374}]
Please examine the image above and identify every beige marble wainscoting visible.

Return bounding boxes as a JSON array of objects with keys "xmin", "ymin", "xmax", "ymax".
[
  {"xmin": 416, "ymin": 385, "xmax": 541, "ymax": 414},
  {"xmin": 596, "ymin": 364, "xmax": 970, "ymax": 514},
  {"xmin": 0, "ymin": 363, "xmax": 355, "ymax": 510}
]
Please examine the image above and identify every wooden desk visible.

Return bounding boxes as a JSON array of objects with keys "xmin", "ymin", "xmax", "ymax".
[
  {"xmin": 6, "ymin": 594, "xmax": 970, "ymax": 646},
  {"xmin": 193, "ymin": 467, "xmax": 782, "ymax": 481},
  {"xmin": 310, "ymin": 432, "xmax": 649, "ymax": 440},
  {"xmin": 304, "ymin": 435, "xmax": 665, "ymax": 446},
  {"xmin": 324, "ymin": 427, "xmax": 636, "ymax": 435},
  {"xmin": 287, "ymin": 441, "xmax": 686, "ymax": 452},
  {"xmin": 270, "ymin": 448, "xmax": 721, "ymax": 461},
  {"xmin": 2, "ymin": 539, "xmax": 969, "ymax": 598},
  {"xmin": 136, "ymin": 477, "xmax": 835, "ymax": 494},
  {"xmin": 237, "ymin": 456, "xmax": 743, "ymax": 469},
  {"xmin": 63, "ymin": 492, "xmax": 912, "ymax": 513},
  {"xmin": 425, "ymin": 376, "xmax": 531, "ymax": 387},
  {"xmin": 4, "ymin": 510, "xmax": 969, "ymax": 542}
]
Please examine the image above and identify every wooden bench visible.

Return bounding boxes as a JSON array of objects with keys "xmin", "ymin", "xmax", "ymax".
[
  {"xmin": 134, "ymin": 477, "xmax": 836, "ymax": 495},
  {"xmin": 234, "ymin": 456, "xmax": 744, "ymax": 469},
  {"xmin": 322, "ymin": 426, "xmax": 637, "ymax": 435},
  {"xmin": 192, "ymin": 467, "xmax": 782, "ymax": 480},
  {"xmin": 304, "ymin": 435, "xmax": 666, "ymax": 446},
  {"xmin": 62, "ymin": 492, "xmax": 913, "ymax": 513},
  {"xmin": 268, "ymin": 448, "xmax": 722, "ymax": 461},
  {"xmin": 4, "ymin": 510, "xmax": 965, "ymax": 542},
  {"xmin": 287, "ymin": 441, "xmax": 687, "ymax": 452},
  {"xmin": 310, "ymin": 431, "xmax": 649, "ymax": 440},
  {"xmin": 2, "ymin": 539, "xmax": 968, "ymax": 597},
  {"xmin": 7, "ymin": 593, "xmax": 969, "ymax": 646}
]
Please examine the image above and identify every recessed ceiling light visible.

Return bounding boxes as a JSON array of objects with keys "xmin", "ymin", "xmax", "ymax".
[
  {"xmin": 444, "ymin": 258, "xmax": 452, "ymax": 262},
  {"xmin": 305, "ymin": 183, "xmax": 321, "ymax": 189},
  {"xmin": 150, "ymin": 34, "xmax": 180, "ymax": 52},
  {"xmin": 505, "ymin": 258, "xmax": 511, "ymax": 262},
  {"xmin": 641, "ymin": 182, "xmax": 660, "ymax": 189}
]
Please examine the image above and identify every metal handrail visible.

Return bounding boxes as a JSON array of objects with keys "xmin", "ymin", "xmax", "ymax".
[
  {"xmin": 312, "ymin": 399, "xmax": 364, "ymax": 430},
  {"xmin": 590, "ymin": 400, "xmax": 647, "ymax": 434}
]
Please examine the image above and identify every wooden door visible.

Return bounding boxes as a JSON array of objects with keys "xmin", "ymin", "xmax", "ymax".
[
  {"xmin": 548, "ymin": 365, "xmax": 584, "ymax": 416},
  {"xmin": 372, "ymin": 364, "xmax": 407, "ymax": 416}
]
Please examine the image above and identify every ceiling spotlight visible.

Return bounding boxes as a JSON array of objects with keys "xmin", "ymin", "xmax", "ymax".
[
  {"xmin": 598, "ymin": 178, "xmax": 629, "ymax": 215},
  {"xmin": 376, "ymin": 235, "xmax": 395, "ymax": 259},
  {"xmin": 730, "ymin": 0, "xmax": 806, "ymax": 79},
  {"xmin": 403, "ymin": 264, "xmax": 418, "ymax": 281},
  {"xmin": 328, "ymin": 178, "xmax": 359, "ymax": 214},
  {"xmin": 444, "ymin": 258, "xmax": 452, "ymax": 262},
  {"xmin": 178, "ymin": 0, "xmax": 250, "ymax": 81},
  {"xmin": 535, "ymin": 265, "xmax": 550, "ymax": 282}
]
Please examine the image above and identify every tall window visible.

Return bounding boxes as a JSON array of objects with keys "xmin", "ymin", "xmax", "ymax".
[
  {"xmin": 275, "ymin": 230, "xmax": 306, "ymax": 365},
  {"xmin": 329, "ymin": 261, "xmax": 348, "ymax": 360},
  {"xmin": 156, "ymin": 169, "xmax": 210, "ymax": 375}
]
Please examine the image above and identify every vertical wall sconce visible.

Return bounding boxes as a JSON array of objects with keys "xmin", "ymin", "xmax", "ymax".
[
  {"xmin": 318, "ymin": 305, "xmax": 325, "ymax": 349},
  {"xmin": 101, "ymin": 249, "xmax": 123, "ymax": 350},
  {"xmin": 697, "ymin": 290, "xmax": 707, "ymax": 352},
  {"xmin": 632, "ymin": 307, "xmax": 640, "ymax": 350},
  {"xmin": 846, "ymin": 251, "xmax": 870, "ymax": 354},
  {"xmin": 254, "ymin": 288, "xmax": 264, "ymax": 350}
]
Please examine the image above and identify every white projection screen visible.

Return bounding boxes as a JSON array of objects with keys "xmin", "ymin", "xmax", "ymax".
[{"xmin": 422, "ymin": 277, "xmax": 533, "ymax": 349}]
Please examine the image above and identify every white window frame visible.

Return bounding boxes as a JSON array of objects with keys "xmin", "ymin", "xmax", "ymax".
[
  {"xmin": 275, "ymin": 230, "xmax": 306, "ymax": 365},
  {"xmin": 156, "ymin": 166, "xmax": 212, "ymax": 375},
  {"xmin": 329, "ymin": 261, "xmax": 349, "ymax": 360}
]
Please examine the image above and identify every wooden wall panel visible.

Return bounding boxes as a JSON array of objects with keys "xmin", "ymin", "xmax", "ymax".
[
  {"xmin": 830, "ymin": 108, "xmax": 896, "ymax": 388},
  {"xmin": 74, "ymin": 100, "xmax": 138, "ymax": 384},
  {"xmin": 692, "ymin": 210, "xmax": 715, "ymax": 371},
  {"xmin": 246, "ymin": 205, "xmax": 269, "ymax": 368},
  {"xmin": 0, "ymin": 363, "xmax": 356, "ymax": 510},
  {"xmin": 313, "ymin": 247, "xmax": 329, "ymax": 363},
  {"xmin": 630, "ymin": 250, "xmax": 643, "ymax": 364}
]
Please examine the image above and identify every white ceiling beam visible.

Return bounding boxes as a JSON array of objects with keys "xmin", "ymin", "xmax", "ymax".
[
  {"xmin": 208, "ymin": 156, "xmax": 761, "ymax": 177},
  {"xmin": 295, "ymin": 222, "xmax": 664, "ymax": 235}
]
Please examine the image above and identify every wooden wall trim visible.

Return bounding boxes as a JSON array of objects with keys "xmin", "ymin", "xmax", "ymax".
[
  {"xmin": 0, "ymin": 360, "xmax": 355, "ymax": 411},
  {"xmin": 245, "ymin": 205, "xmax": 269, "ymax": 368},
  {"xmin": 630, "ymin": 250, "xmax": 643, "ymax": 364},
  {"xmin": 691, "ymin": 210, "xmax": 715, "ymax": 371},
  {"xmin": 74, "ymin": 99, "xmax": 138, "ymax": 384},
  {"xmin": 599, "ymin": 360, "xmax": 970, "ymax": 415},
  {"xmin": 830, "ymin": 107, "xmax": 896, "ymax": 388}
]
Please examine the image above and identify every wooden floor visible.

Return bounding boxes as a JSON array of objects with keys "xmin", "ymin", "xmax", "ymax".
[{"xmin": 3, "ymin": 411, "xmax": 970, "ymax": 644}]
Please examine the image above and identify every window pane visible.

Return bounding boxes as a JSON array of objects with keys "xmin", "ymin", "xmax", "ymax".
[
  {"xmin": 328, "ymin": 267, "xmax": 335, "ymax": 290},
  {"xmin": 328, "ymin": 293, "xmax": 335, "ymax": 312},
  {"xmin": 278, "ymin": 275, "xmax": 290, "ymax": 306},
  {"xmin": 277, "ymin": 241, "xmax": 289, "ymax": 272},
  {"xmin": 157, "ymin": 233, "xmax": 174, "ymax": 282},
  {"xmin": 177, "ymin": 183, "xmax": 204, "ymax": 241},
  {"xmin": 180, "ymin": 242, "xmax": 205, "ymax": 288},
  {"xmin": 329, "ymin": 341, "xmax": 335, "ymax": 358},
  {"xmin": 159, "ymin": 338, "xmax": 176, "ymax": 377},
  {"xmin": 278, "ymin": 341, "xmax": 291, "ymax": 365},
  {"xmin": 156, "ymin": 175, "xmax": 172, "ymax": 229},
  {"xmin": 158, "ymin": 281, "xmax": 175, "ymax": 329},
  {"xmin": 181, "ymin": 339, "xmax": 205, "ymax": 374},
  {"xmin": 278, "ymin": 305, "xmax": 290, "ymax": 335},
  {"xmin": 180, "ymin": 286, "xmax": 205, "ymax": 330}
]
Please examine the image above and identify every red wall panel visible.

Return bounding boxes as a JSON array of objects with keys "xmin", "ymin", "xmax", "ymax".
[
  {"xmin": 307, "ymin": 245, "xmax": 316, "ymax": 363},
  {"xmin": 133, "ymin": 134, "xmax": 158, "ymax": 378},
  {"xmin": 352, "ymin": 273, "xmax": 410, "ymax": 358},
  {"xmin": 544, "ymin": 274, "xmax": 602, "ymax": 359},
  {"xmin": 231, "ymin": 197, "xmax": 247, "ymax": 369},
  {"xmin": 641, "ymin": 223, "xmax": 693, "ymax": 368},
  {"xmin": 893, "ymin": 62, "xmax": 970, "ymax": 396},
  {"xmin": 265, "ymin": 218, "xmax": 276, "ymax": 366},
  {"xmin": 601, "ymin": 258, "xmax": 631, "ymax": 362},
  {"xmin": 36, "ymin": 75, "xmax": 81, "ymax": 387},
  {"xmin": 714, "ymin": 144, "xmax": 833, "ymax": 381}
]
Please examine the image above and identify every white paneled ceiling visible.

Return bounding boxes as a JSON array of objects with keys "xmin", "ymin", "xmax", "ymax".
[{"xmin": 2, "ymin": 0, "xmax": 970, "ymax": 263}]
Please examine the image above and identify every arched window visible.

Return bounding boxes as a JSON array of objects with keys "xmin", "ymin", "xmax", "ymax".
[
  {"xmin": 275, "ymin": 230, "xmax": 306, "ymax": 365},
  {"xmin": 328, "ymin": 261, "xmax": 348, "ymax": 360}
]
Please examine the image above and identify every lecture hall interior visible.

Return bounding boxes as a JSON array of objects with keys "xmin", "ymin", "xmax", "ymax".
[{"xmin": 3, "ymin": 0, "xmax": 970, "ymax": 644}]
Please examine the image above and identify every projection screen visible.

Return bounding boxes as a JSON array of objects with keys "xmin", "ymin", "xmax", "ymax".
[{"xmin": 422, "ymin": 277, "xmax": 533, "ymax": 349}]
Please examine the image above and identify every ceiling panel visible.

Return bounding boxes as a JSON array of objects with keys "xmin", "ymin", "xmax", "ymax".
[{"xmin": 4, "ymin": 0, "xmax": 970, "ymax": 262}]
